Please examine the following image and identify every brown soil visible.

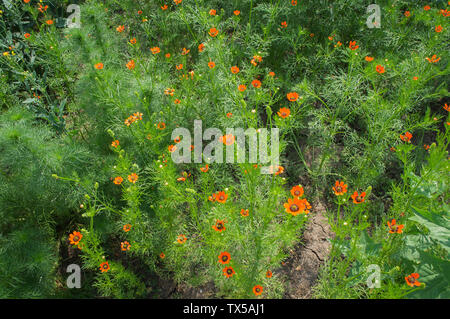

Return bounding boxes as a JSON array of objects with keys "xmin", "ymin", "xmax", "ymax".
[{"xmin": 279, "ymin": 199, "xmax": 334, "ymax": 298}]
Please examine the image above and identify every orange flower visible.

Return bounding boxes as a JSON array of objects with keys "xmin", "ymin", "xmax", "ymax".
[
  {"xmin": 24, "ymin": 0, "xmax": 31, "ymax": 3},
  {"xmin": 198, "ymin": 43, "xmax": 205, "ymax": 52},
  {"xmin": 332, "ymin": 181, "xmax": 347, "ymax": 196},
  {"xmin": 387, "ymin": 219, "xmax": 404, "ymax": 234},
  {"xmin": 165, "ymin": 53, "xmax": 171, "ymax": 58},
  {"xmin": 181, "ymin": 47, "xmax": 190, "ymax": 55},
  {"xmin": 351, "ymin": 191, "xmax": 366, "ymax": 204},
  {"xmin": 413, "ymin": 76, "xmax": 418, "ymax": 81},
  {"xmin": 68, "ymin": 231, "xmax": 83, "ymax": 245},
  {"xmin": 37, "ymin": 4, "xmax": 48, "ymax": 13},
  {"xmin": 220, "ymin": 134, "xmax": 235, "ymax": 146},
  {"xmin": 404, "ymin": 11, "xmax": 410, "ymax": 17},
  {"xmin": 129, "ymin": 38, "xmax": 137, "ymax": 44},
  {"xmin": 121, "ymin": 241, "xmax": 131, "ymax": 251},
  {"xmin": 208, "ymin": 61, "xmax": 216, "ymax": 69},
  {"xmin": 253, "ymin": 285, "xmax": 263, "ymax": 296},
  {"xmin": 200, "ymin": 164, "xmax": 209, "ymax": 172},
  {"xmin": 138, "ymin": 10, "xmax": 143, "ymax": 15},
  {"xmin": 284, "ymin": 197, "xmax": 310, "ymax": 216},
  {"xmin": 365, "ymin": 56, "xmax": 374, "ymax": 62},
  {"xmin": 128, "ymin": 173, "xmax": 139, "ymax": 183},
  {"xmin": 208, "ymin": 193, "xmax": 217, "ymax": 202},
  {"xmin": 157, "ymin": 122, "xmax": 166, "ymax": 130},
  {"xmin": 230, "ymin": 66, "xmax": 240, "ymax": 74},
  {"xmin": 215, "ymin": 191, "xmax": 228, "ymax": 203},
  {"xmin": 150, "ymin": 46, "xmax": 160, "ymax": 54},
  {"xmin": 424, "ymin": 5, "xmax": 431, "ymax": 11},
  {"xmin": 443, "ymin": 104, "xmax": 450, "ymax": 112},
  {"xmin": 400, "ymin": 131, "xmax": 412, "ymax": 143},
  {"xmin": 426, "ymin": 55, "xmax": 440, "ymax": 63},
  {"xmin": 266, "ymin": 270, "xmax": 273, "ymax": 278},
  {"xmin": 111, "ymin": 140, "xmax": 119, "ymax": 148},
  {"xmin": 376, "ymin": 65, "xmax": 385, "ymax": 74},
  {"xmin": 218, "ymin": 251, "xmax": 231, "ymax": 264},
  {"xmin": 251, "ymin": 55, "xmax": 263, "ymax": 66},
  {"xmin": 291, "ymin": 0, "xmax": 297, "ymax": 6},
  {"xmin": 123, "ymin": 224, "xmax": 132, "ymax": 232},
  {"xmin": 174, "ymin": 136, "xmax": 181, "ymax": 143},
  {"xmin": 116, "ymin": 25, "xmax": 125, "ymax": 32},
  {"xmin": 174, "ymin": 99, "xmax": 181, "ymax": 104},
  {"xmin": 168, "ymin": 145, "xmax": 177, "ymax": 153},
  {"xmin": 176, "ymin": 64, "xmax": 183, "ymax": 70},
  {"xmin": 334, "ymin": 41, "xmax": 342, "ymax": 48},
  {"xmin": 226, "ymin": 112, "xmax": 233, "ymax": 118},
  {"xmin": 126, "ymin": 60, "xmax": 135, "ymax": 70},
  {"xmin": 173, "ymin": 0, "xmax": 182, "ymax": 5},
  {"xmin": 100, "ymin": 261, "xmax": 110, "ymax": 273},
  {"xmin": 273, "ymin": 165, "xmax": 284, "ymax": 175},
  {"xmin": 95, "ymin": 62, "xmax": 104, "ymax": 69},
  {"xmin": 161, "ymin": 4, "xmax": 168, "ymax": 10},
  {"xmin": 209, "ymin": 27, "xmax": 219, "ymax": 37},
  {"xmin": 286, "ymin": 92, "xmax": 299, "ymax": 102},
  {"xmin": 233, "ymin": 10, "xmax": 240, "ymax": 16},
  {"xmin": 159, "ymin": 252, "xmax": 165, "ymax": 259},
  {"xmin": 212, "ymin": 220, "xmax": 226, "ymax": 232},
  {"xmin": 223, "ymin": 266, "xmax": 235, "ymax": 278},
  {"xmin": 252, "ymin": 79, "xmax": 261, "ymax": 88},
  {"xmin": 423, "ymin": 144, "xmax": 430, "ymax": 151},
  {"xmin": 209, "ymin": 9, "xmax": 216, "ymax": 16},
  {"xmin": 113, "ymin": 176, "xmax": 123, "ymax": 185},
  {"xmin": 290, "ymin": 185, "xmax": 304, "ymax": 198},
  {"xmin": 46, "ymin": 20, "xmax": 53, "ymax": 25},
  {"xmin": 240, "ymin": 209, "xmax": 249, "ymax": 217},
  {"xmin": 281, "ymin": 21, "xmax": 287, "ymax": 28},
  {"xmin": 177, "ymin": 234, "xmax": 187, "ymax": 244},
  {"xmin": 349, "ymin": 41, "xmax": 359, "ymax": 50},
  {"xmin": 277, "ymin": 107, "xmax": 290, "ymax": 118},
  {"xmin": 405, "ymin": 273, "xmax": 421, "ymax": 287},
  {"xmin": 238, "ymin": 84, "xmax": 247, "ymax": 92},
  {"xmin": 435, "ymin": 25, "xmax": 443, "ymax": 33},
  {"xmin": 24, "ymin": 33, "xmax": 31, "ymax": 39},
  {"xmin": 268, "ymin": 71, "xmax": 275, "ymax": 77}
]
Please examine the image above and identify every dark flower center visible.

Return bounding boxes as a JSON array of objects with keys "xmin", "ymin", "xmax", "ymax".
[
  {"xmin": 290, "ymin": 204, "xmax": 299, "ymax": 212},
  {"xmin": 227, "ymin": 269, "xmax": 233, "ymax": 275},
  {"xmin": 222, "ymin": 255, "xmax": 229, "ymax": 262},
  {"xmin": 216, "ymin": 223, "xmax": 224, "ymax": 229},
  {"xmin": 73, "ymin": 236, "xmax": 80, "ymax": 242}
]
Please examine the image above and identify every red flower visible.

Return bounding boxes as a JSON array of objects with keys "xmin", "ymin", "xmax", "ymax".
[
  {"xmin": 376, "ymin": 65, "xmax": 385, "ymax": 74},
  {"xmin": 218, "ymin": 251, "xmax": 231, "ymax": 264},
  {"xmin": 209, "ymin": 27, "xmax": 219, "ymax": 37},
  {"xmin": 332, "ymin": 181, "xmax": 347, "ymax": 196},
  {"xmin": 212, "ymin": 220, "xmax": 226, "ymax": 232},
  {"xmin": 351, "ymin": 191, "xmax": 366, "ymax": 204},
  {"xmin": 253, "ymin": 285, "xmax": 263, "ymax": 296},
  {"xmin": 349, "ymin": 41, "xmax": 359, "ymax": 50},
  {"xmin": 387, "ymin": 219, "xmax": 404, "ymax": 234},
  {"xmin": 400, "ymin": 131, "xmax": 412, "ymax": 143},
  {"xmin": 99, "ymin": 261, "xmax": 110, "ymax": 273},
  {"xmin": 405, "ymin": 273, "xmax": 421, "ymax": 287},
  {"xmin": 252, "ymin": 79, "xmax": 261, "ymax": 88}
]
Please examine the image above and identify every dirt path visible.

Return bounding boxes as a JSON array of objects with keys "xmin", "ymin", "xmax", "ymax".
[{"xmin": 280, "ymin": 199, "xmax": 334, "ymax": 298}]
